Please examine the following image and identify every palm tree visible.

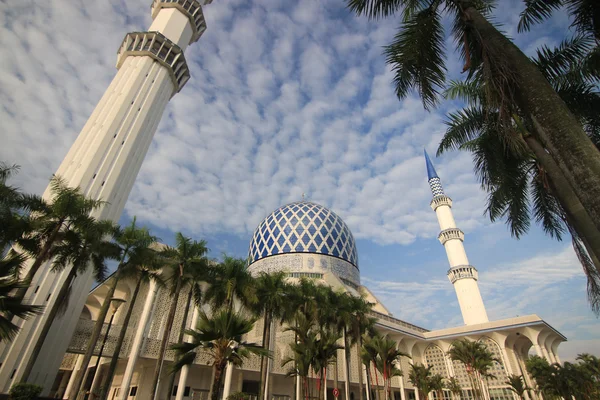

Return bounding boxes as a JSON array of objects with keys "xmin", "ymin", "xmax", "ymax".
[
  {"xmin": 67, "ymin": 218, "xmax": 157, "ymax": 400},
  {"xmin": 311, "ymin": 328, "xmax": 344, "ymax": 400},
  {"xmin": 0, "ymin": 163, "xmax": 41, "ymax": 251},
  {"xmin": 171, "ymin": 309, "xmax": 268, "ymax": 400},
  {"xmin": 283, "ymin": 308, "xmax": 318, "ymax": 400},
  {"xmin": 370, "ymin": 335, "xmax": 410, "ymax": 400},
  {"xmin": 20, "ymin": 218, "xmax": 118, "ymax": 383},
  {"xmin": 429, "ymin": 374, "xmax": 445, "ymax": 400},
  {"xmin": 98, "ymin": 253, "xmax": 164, "ymax": 400},
  {"xmin": 0, "ymin": 252, "xmax": 42, "ymax": 340},
  {"xmin": 149, "ymin": 233, "xmax": 209, "ymax": 400},
  {"xmin": 346, "ymin": 0, "xmax": 600, "ymax": 239},
  {"xmin": 204, "ymin": 256, "xmax": 256, "ymax": 312},
  {"xmin": 445, "ymin": 377, "xmax": 463, "ymax": 400},
  {"xmin": 362, "ymin": 335, "xmax": 382, "ymax": 400},
  {"xmin": 505, "ymin": 374, "xmax": 530, "ymax": 400},
  {"xmin": 13, "ymin": 176, "xmax": 104, "ymax": 304},
  {"xmin": 251, "ymin": 271, "xmax": 290, "ymax": 400},
  {"xmin": 349, "ymin": 297, "xmax": 375, "ymax": 400},
  {"xmin": 407, "ymin": 363, "xmax": 432, "ymax": 400},
  {"xmin": 447, "ymin": 339, "xmax": 498, "ymax": 400},
  {"xmin": 436, "ymin": 35, "xmax": 600, "ymax": 313},
  {"xmin": 165, "ymin": 261, "xmax": 208, "ymax": 399}
]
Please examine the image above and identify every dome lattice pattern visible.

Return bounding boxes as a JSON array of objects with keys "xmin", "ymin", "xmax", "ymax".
[{"xmin": 249, "ymin": 201, "xmax": 359, "ymax": 268}]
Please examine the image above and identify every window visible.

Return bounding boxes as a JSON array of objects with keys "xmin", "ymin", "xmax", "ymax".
[
  {"xmin": 129, "ymin": 387, "xmax": 137, "ymax": 397},
  {"xmin": 184, "ymin": 387, "xmax": 191, "ymax": 396},
  {"xmin": 172, "ymin": 386, "xmax": 178, "ymax": 396}
]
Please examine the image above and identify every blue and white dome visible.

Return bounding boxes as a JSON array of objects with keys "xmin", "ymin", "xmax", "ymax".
[{"xmin": 248, "ymin": 201, "xmax": 359, "ymax": 268}]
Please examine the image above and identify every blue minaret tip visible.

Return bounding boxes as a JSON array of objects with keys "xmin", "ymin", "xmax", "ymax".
[{"xmin": 424, "ymin": 149, "xmax": 439, "ymax": 180}]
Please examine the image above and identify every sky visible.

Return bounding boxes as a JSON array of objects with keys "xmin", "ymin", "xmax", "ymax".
[{"xmin": 1, "ymin": 0, "xmax": 598, "ymax": 362}]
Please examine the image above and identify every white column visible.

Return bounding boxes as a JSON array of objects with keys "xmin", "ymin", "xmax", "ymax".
[
  {"xmin": 342, "ymin": 332, "xmax": 350, "ymax": 400},
  {"xmin": 222, "ymin": 362, "xmax": 234, "ymax": 400},
  {"xmin": 175, "ymin": 306, "xmax": 199, "ymax": 400},
  {"xmin": 88, "ymin": 360, "xmax": 106, "ymax": 398},
  {"xmin": 398, "ymin": 370, "xmax": 406, "ymax": 400},
  {"xmin": 296, "ymin": 375, "xmax": 301, "ymax": 400},
  {"xmin": 119, "ymin": 280, "xmax": 158, "ymax": 400},
  {"xmin": 63, "ymin": 355, "xmax": 84, "ymax": 400},
  {"xmin": 534, "ymin": 345, "xmax": 547, "ymax": 361},
  {"xmin": 363, "ymin": 364, "xmax": 370, "ymax": 400}
]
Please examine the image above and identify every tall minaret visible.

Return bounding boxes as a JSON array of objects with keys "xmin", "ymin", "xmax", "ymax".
[
  {"xmin": 0, "ymin": 0, "xmax": 211, "ymax": 392},
  {"xmin": 425, "ymin": 150, "xmax": 489, "ymax": 325}
]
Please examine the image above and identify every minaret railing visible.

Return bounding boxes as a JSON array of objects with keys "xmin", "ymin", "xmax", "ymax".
[
  {"xmin": 447, "ymin": 265, "xmax": 479, "ymax": 283},
  {"xmin": 116, "ymin": 31, "xmax": 190, "ymax": 95},
  {"xmin": 151, "ymin": 0, "xmax": 207, "ymax": 43},
  {"xmin": 437, "ymin": 228, "xmax": 464, "ymax": 245},
  {"xmin": 430, "ymin": 194, "xmax": 452, "ymax": 210}
]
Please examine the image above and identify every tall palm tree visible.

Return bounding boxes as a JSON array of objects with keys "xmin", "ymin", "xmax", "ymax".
[
  {"xmin": 283, "ymin": 308, "xmax": 318, "ymax": 400},
  {"xmin": 437, "ymin": 35, "xmax": 600, "ymax": 313},
  {"xmin": 444, "ymin": 377, "xmax": 463, "ymax": 400},
  {"xmin": 370, "ymin": 335, "xmax": 410, "ymax": 400},
  {"xmin": 165, "ymin": 262, "xmax": 208, "ymax": 399},
  {"xmin": 14, "ymin": 176, "xmax": 104, "ymax": 304},
  {"xmin": 98, "ymin": 254, "xmax": 164, "ymax": 400},
  {"xmin": 0, "ymin": 252, "xmax": 42, "ymax": 340},
  {"xmin": 311, "ymin": 328, "xmax": 344, "ymax": 400},
  {"xmin": 407, "ymin": 363, "xmax": 432, "ymax": 400},
  {"xmin": 362, "ymin": 335, "xmax": 382, "ymax": 400},
  {"xmin": 505, "ymin": 374, "xmax": 530, "ymax": 400},
  {"xmin": 346, "ymin": 0, "xmax": 600, "ymax": 238},
  {"xmin": 68, "ymin": 218, "xmax": 157, "ymax": 400},
  {"xmin": 171, "ymin": 309, "xmax": 268, "ymax": 400},
  {"xmin": 204, "ymin": 256, "xmax": 256, "ymax": 312},
  {"xmin": 150, "ymin": 233, "xmax": 209, "ymax": 400},
  {"xmin": 251, "ymin": 271, "xmax": 290, "ymax": 400},
  {"xmin": 447, "ymin": 339, "xmax": 497, "ymax": 400},
  {"xmin": 349, "ymin": 297, "xmax": 375, "ymax": 400},
  {"xmin": 20, "ymin": 218, "xmax": 118, "ymax": 383}
]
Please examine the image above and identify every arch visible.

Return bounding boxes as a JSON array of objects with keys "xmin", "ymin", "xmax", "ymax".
[
  {"xmin": 423, "ymin": 344, "xmax": 450, "ymax": 378},
  {"xmin": 477, "ymin": 336, "xmax": 508, "ymax": 387}
]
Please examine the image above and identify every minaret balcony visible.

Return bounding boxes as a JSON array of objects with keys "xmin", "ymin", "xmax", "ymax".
[
  {"xmin": 116, "ymin": 31, "xmax": 190, "ymax": 95},
  {"xmin": 447, "ymin": 265, "xmax": 479, "ymax": 283},
  {"xmin": 438, "ymin": 228, "xmax": 464, "ymax": 245},
  {"xmin": 430, "ymin": 195, "xmax": 452, "ymax": 211},
  {"xmin": 151, "ymin": 0, "xmax": 207, "ymax": 43}
]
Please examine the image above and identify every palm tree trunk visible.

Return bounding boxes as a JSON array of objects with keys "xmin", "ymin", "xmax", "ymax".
[
  {"xmin": 259, "ymin": 311, "xmax": 272, "ymax": 400},
  {"xmin": 343, "ymin": 328, "xmax": 351, "ymax": 400},
  {"xmin": 68, "ymin": 273, "xmax": 119, "ymax": 400},
  {"xmin": 372, "ymin": 362, "xmax": 380, "ymax": 400},
  {"xmin": 365, "ymin": 362, "xmax": 372, "ymax": 400},
  {"xmin": 151, "ymin": 274, "xmax": 183, "ymax": 400},
  {"xmin": 356, "ymin": 336, "xmax": 365, "ymax": 400},
  {"xmin": 166, "ymin": 286, "xmax": 193, "ymax": 399},
  {"xmin": 14, "ymin": 222, "xmax": 62, "ymax": 303},
  {"xmin": 20, "ymin": 265, "xmax": 77, "ymax": 382},
  {"xmin": 211, "ymin": 360, "xmax": 227, "ymax": 400},
  {"xmin": 98, "ymin": 276, "xmax": 143, "ymax": 400},
  {"xmin": 525, "ymin": 135, "xmax": 600, "ymax": 268},
  {"xmin": 458, "ymin": 0, "xmax": 600, "ymax": 233}
]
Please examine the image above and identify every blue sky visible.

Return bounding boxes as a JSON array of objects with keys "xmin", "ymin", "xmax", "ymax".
[{"xmin": 1, "ymin": 0, "xmax": 597, "ymax": 361}]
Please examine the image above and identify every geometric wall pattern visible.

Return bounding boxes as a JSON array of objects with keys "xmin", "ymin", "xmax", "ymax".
[
  {"xmin": 428, "ymin": 177, "xmax": 445, "ymax": 197},
  {"xmin": 249, "ymin": 201, "xmax": 359, "ymax": 268}
]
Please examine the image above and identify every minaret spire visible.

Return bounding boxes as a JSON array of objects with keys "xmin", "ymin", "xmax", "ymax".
[{"xmin": 424, "ymin": 150, "xmax": 489, "ymax": 325}]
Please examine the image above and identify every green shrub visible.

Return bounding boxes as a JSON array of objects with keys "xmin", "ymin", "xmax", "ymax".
[
  {"xmin": 227, "ymin": 392, "xmax": 251, "ymax": 400},
  {"xmin": 9, "ymin": 383, "xmax": 43, "ymax": 400}
]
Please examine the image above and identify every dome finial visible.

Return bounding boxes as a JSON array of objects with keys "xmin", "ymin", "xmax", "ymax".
[
  {"xmin": 302, "ymin": 192, "xmax": 306, "ymax": 200},
  {"xmin": 424, "ymin": 149, "xmax": 439, "ymax": 181}
]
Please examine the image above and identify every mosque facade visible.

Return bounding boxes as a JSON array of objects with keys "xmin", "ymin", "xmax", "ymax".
[{"xmin": 47, "ymin": 155, "xmax": 565, "ymax": 400}]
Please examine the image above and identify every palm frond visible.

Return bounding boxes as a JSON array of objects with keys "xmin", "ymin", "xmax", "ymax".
[
  {"xmin": 532, "ymin": 34, "xmax": 597, "ymax": 84},
  {"xmin": 384, "ymin": 5, "xmax": 446, "ymax": 110},
  {"xmin": 567, "ymin": 222, "xmax": 600, "ymax": 314},
  {"xmin": 438, "ymin": 107, "xmax": 487, "ymax": 155},
  {"xmin": 518, "ymin": 0, "xmax": 564, "ymax": 32},
  {"xmin": 531, "ymin": 167, "xmax": 567, "ymax": 240},
  {"xmin": 346, "ymin": 0, "xmax": 406, "ymax": 19}
]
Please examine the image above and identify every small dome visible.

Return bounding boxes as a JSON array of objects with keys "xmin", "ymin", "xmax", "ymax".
[{"xmin": 248, "ymin": 201, "xmax": 359, "ymax": 268}]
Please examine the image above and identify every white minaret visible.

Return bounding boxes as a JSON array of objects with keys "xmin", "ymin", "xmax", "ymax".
[
  {"xmin": 0, "ymin": 0, "xmax": 211, "ymax": 393},
  {"xmin": 425, "ymin": 150, "xmax": 489, "ymax": 325}
]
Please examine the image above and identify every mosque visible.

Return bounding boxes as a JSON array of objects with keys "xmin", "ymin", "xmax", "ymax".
[
  {"xmin": 0, "ymin": 1, "xmax": 565, "ymax": 399},
  {"xmin": 45, "ymin": 154, "xmax": 565, "ymax": 400}
]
